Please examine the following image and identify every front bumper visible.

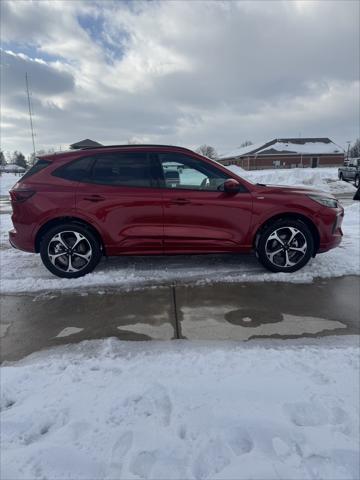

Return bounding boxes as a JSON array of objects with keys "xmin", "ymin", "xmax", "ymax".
[{"xmin": 317, "ymin": 208, "xmax": 344, "ymax": 253}]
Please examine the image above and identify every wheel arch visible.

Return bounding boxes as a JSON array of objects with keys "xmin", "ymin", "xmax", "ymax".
[
  {"xmin": 35, "ymin": 216, "xmax": 105, "ymax": 254},
  {"xmin": 254, "ymin": 212, "xmax": 320, "ymax": 256}
]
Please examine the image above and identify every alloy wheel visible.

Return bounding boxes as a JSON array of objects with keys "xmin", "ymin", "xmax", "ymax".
[
  {"xmin": 265, "ymin": 226, "xmax": 308, "ymax": 268},
  {"xmin": 47, "ymin": 231, "xmax": 93, "ymax": 273}
]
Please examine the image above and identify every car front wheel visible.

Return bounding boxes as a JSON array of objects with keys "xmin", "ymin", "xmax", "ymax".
[
  {"xmin": 256, "ymin": 219, "xmax": 314, "ymax": 273},
  {"xmin": 40, "ymin": 224, "xmax": 102, "ymax": 278}
]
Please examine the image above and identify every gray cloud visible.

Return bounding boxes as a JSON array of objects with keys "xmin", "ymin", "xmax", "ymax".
[{"xmin": 1, "ymin": 50, "xmax": 75, "ymax": 96}]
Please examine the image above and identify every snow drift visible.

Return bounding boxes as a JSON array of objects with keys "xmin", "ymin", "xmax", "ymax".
[{"xmin": 1, "ymin": 339, "xmax": 359, "ymax": 480}]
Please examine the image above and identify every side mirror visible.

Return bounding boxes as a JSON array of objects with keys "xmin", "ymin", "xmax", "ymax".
[{"xmin": 223, "ymin": 179, "xmax": 241, "ymax": 194}]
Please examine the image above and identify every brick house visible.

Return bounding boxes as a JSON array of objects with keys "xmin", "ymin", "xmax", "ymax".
[{"xmin": 219, "ymin": 138, "xmax": 345, "ymax": 170}]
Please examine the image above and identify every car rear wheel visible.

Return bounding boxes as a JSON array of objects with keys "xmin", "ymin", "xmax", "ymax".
[
  {"xmin": 40, "ymin": 224, "xmax": 102, "ymax": 278},
  {"xmin": 256, "ymin": 219, "xmax": 314, "ymax": 273}
]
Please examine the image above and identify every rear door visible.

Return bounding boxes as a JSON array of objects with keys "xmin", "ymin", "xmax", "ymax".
[
  {"xmin": 157, "ymin": 152, "xmax": 253, "ymax": 253},
  {"xmin": 73, "ymin": 151, "xmax": 164, "ymax": 255}
]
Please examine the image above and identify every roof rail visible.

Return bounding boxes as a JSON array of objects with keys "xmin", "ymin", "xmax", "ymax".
[{"xmin": 79, "ymin": 144, "xmax": 194, "ymax": 151}]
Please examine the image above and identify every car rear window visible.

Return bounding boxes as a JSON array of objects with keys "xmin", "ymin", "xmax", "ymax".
[
  {"xmin": 52, "ymin": 156, "xmax": 95, "ymax": 182},
  {"xmin": 19, "ymin": 159, "xmax": 51, "ymax": 181}
]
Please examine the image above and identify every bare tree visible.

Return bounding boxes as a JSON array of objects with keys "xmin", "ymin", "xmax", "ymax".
[
  {"xmin": 239, "ymin": 140, "xmax": 253, "ymax": 148},
  {"xmin": 29, "ymin": 148, "xmax": 55, "ymax": 166},
  {"xmin": 350, "ymin": 138, "xmax": 360, "ymax": 158},
  {"xmin": 196, "ymin": 144, "xmax": 218, "ymax": 159},
  {"xmin": 4, "ymin": 151, "xmax": 12, "ymax": 164}
]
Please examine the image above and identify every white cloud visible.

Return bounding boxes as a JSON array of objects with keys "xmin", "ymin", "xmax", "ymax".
[{"xmin": 0, "ymin": 0, "xmax": 359, "ymax": 157}]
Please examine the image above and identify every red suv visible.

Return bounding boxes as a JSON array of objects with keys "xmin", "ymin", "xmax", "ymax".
[{"xmin": 9, "ymin": 145, "xmax": 344, "ymax": 278}]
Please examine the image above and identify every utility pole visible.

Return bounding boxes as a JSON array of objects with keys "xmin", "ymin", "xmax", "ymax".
[
  {"xmin": 346, "ymin": 141, "xmax": 351, "ymax": 161},
  {"xmin": 25, "ymin": 72, "xmax": 36, "ymax": 164}
]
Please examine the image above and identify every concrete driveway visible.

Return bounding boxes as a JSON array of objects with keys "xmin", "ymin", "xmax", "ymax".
[{"xmin": 1, "ymin": 275, "xmax": 359, "ymax": 362}]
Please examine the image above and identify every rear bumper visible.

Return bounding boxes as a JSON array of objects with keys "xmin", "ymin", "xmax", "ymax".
[{"xmin": 9, "ymin": 228, "xmax": 35, "ymax": 253}]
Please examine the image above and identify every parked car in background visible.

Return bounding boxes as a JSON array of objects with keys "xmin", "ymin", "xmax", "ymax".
[
  {"xmin": 338, "ymin": 158, "xmax": 360, "ymax": 187},
  {"xmin": 9, "ymin": 144, "xmax": 344, "ymax": 278},
  {"xmin": 164, "ymin": 169, "xmax": 180, "ymax": 187}
]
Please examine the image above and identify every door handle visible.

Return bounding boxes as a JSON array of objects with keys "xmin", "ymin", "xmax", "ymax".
[
  {"xmin": 171, "ymin": 198, "xmax": 191, "ymax": 205},
  {"xmin": 82, "ymin": 195, "xmax": 105, "ymax": 202}
]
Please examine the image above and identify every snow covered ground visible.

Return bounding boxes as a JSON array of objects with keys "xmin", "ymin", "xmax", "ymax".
[
  {"xmin": 0, "ymin": 173, "xmax": 20, "ymax": 196},
  {"xmin": 1, "ymin": 338, "xmax": 359, "ymax": 480},
  {"xmin": 1, "ymin": 172, "xmax": 359, "ymax": 293}
]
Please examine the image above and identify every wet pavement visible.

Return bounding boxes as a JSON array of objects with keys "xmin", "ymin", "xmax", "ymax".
[{"xmin": 1, "ymin": 276, "xmax": 359, "ymax": 362}]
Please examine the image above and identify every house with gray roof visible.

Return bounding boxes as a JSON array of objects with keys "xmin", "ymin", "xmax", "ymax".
[{"xmin": 219, "ymin": 138, "xmax": 345, "ymax": 170}]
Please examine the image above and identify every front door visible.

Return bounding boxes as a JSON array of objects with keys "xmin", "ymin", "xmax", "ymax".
[
  {"xmin": 311, "ymin": 157, "xmax": 319, "ymax": 168},
  {"xmin": 157, "ymin": 152, "xmax": 253, "ymax": 253}
]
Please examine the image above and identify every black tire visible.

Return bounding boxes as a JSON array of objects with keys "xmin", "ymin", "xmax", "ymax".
[
  {"xmin": 256, "ymin": 219, "xmax": 314, "ymax": 273},
  {"xmin": 339, "ymin": 172, "xmax": 348, "ymax": 182},
  {"xmin": 355, "ymin": 175, "xmax": 360, "ymax": 188},
  {"xmin": 40, "ymin": 223, "xmax": 102, "ymax": 278}
]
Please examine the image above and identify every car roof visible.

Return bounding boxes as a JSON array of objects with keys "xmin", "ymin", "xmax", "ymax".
[{"xmin": 41, "ymin": 144, "xmax": 198, "ymax": 161}]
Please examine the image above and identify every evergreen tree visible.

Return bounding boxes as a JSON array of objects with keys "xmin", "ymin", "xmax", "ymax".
[
  {"xmin": 0, "ymin": 150, "xmax": 6, "ymax": 167},
  {"xmin": 12, "ymin": 151, "xmax": 27, "ymax": 169}
]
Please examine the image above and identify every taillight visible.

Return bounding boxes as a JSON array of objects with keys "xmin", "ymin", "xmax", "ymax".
[{"xmin": 10, "ymin": 189, "xmax": 36, "ymax": 203}]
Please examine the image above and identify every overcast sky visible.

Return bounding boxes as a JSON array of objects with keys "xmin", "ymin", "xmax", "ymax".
[{"xmin": 1, "ymin": 0, "xmax": 359, "ymax": 158}]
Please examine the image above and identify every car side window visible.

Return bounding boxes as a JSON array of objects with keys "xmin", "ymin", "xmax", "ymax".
[
  {"xmin": 52, "ymin": 156, "xmax": 95, "ymax": 181},
  {"xmin": 90, "ymin": 152, "xmax": 156, "ymax": 187},
  {"xmin": 157, "ymin": 153, "xmax": 231, "ymax": 191}
]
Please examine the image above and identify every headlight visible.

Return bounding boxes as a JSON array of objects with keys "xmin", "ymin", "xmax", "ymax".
[{"xmin": 308, "ymin": 195, "xmax": 338, "ymax": 208}]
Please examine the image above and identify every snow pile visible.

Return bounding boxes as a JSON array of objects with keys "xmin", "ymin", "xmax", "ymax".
[
  {"xmin": 1, "ymin": 339, "xmax": 358, "ymax": 480},
  {"xmin": 227, "ymin": 166, "xmax": 356, "ymax": 194}
]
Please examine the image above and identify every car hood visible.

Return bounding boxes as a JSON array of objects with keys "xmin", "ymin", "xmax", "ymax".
[{"xmin": 255, "ymin": 183, "xmax": 335, "ymax": 198}]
